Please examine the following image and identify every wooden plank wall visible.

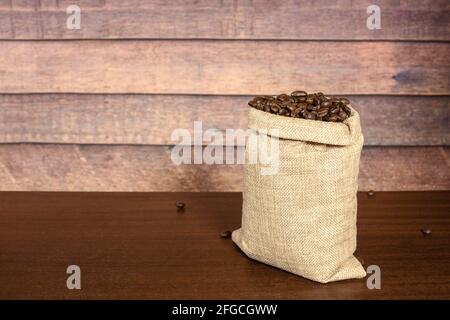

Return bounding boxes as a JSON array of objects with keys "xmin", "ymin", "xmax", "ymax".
[{"xmin": 0, "ymin": 0, "xmax": 449, "ymax": 191}]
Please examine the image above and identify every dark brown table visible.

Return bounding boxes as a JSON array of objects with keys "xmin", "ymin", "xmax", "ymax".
[{"xmin": 0, "ymin": 192, "xmax": 449, "ymax": 300}]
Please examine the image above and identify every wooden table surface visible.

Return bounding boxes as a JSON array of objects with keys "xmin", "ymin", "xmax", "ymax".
[{"xmin": 0, "ymin": 192, "xmax": 449, "ymax": 300}]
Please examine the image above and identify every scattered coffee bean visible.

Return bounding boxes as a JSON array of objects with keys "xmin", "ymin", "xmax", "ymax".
[
  {"xmin": 220, "ymin": 230, "xmax": 232, "ymax": 238},
  {"xmin": 421, "ymin": 229, "xmax": 431, "ymax": 236},
  {"xmin": 175, "ymin": 202, "xmax": 185, "ymax": 210},
  {"xmin": 248, "ymin": 91, "xmax": 354, "ymax": 123}
]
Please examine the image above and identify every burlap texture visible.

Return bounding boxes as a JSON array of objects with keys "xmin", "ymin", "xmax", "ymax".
[{"xmin": 232, "ymin": 106, "xmax": 366, "ymax": 283}]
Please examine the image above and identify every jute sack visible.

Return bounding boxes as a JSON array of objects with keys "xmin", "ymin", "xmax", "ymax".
[{"xmin": 232, "ymin": 106, "xmax": 366, "ymax": 283}]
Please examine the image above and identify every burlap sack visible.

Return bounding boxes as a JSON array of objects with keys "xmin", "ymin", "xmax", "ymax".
[{"xmin": 232, "ymin": 106, "xmax": 366, "ymax": 283}]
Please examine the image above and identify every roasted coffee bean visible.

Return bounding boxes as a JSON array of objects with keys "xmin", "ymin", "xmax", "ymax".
[
  {"xmin": 421, "ymin": 229, "xmax": 431, "ymax": 236},
  {"xmin": 277, "ymin": 93, "xmax": 290, "ymax": 101},
  {"xmin": 175, "ymin": 202, "xmax": 185, "ymax": 210},
  {"xmin": 338, "ymin": 110, "xmax": 348, "ymax": 121},
  {"xmin": 329, "ymin": 106, "xmax": 340, "ymax": 114},
  {"xmin": 220, "ymin": 230, "xmax": 232, "ymax": 238},
  {"xmin": 339, "ymin": 98, "xmax": 350, "ymax": 105},
  {"xmin": 305, "ymin": 97, "xmax": 314, "ymax": 104},
  {"xmin": 287, "ymin": 104, "xmax": 297, "ymax": 112},
  {"xmin": 291, "ymin": 107, "xmax": 303, "ymax": 117},
  {"xmin": 270, "ymin": 105, "xmax": 281, "ymax": 113},
  {"xmin": 327, "ymin": 115, "xmax": 339, "ymax": 122},
  {"xmin": 291, "ymin": 90, "xmax": 307, "ymax": 97},
  {"xmin": 320, "ymin": 101, "xmax": 331, "ymax": 108},
  {"xmin": 317, "ymin": 108, "xmax": 329, "ymax": 117},
  {"xmin": 343, "ymin": 105, "xmax": 352, "ymax": 116},
  {"xmin": 307, "ymin": 104, "xmax": 319, "ymax": 111},
  {"xmin": 305, "ymin": 112, "xmax": 316, "ymax": 120},
  {"xmin": 330, "ymin": 97, "xmax": 340, "ymax": 103},
  {"xmin": 248, "ymin": 100, "xmax": 257, "ymax": 108},
  {"xmin": 248, "ymin": 91, "xmax": 353, "ymax": 123}
]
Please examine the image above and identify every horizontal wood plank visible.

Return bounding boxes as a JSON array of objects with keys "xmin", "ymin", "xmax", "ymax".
[
  {"xmin": 0, "ymin": 0, "xmax": 449, "ymax": 40},
  {"xmin": 0, "ymin": 41, "xmax": 448, "ymax": 95},
  {"xmin": 0, "ymin": 94, "xmax": 448, "ymax": 146},
  {"xmin": 0, "ymin": 191, "xmax": 449, "ymax": 299},
  {"xmin": 0, "ymin": 144, "xmax": 448, "ymax": 191}
]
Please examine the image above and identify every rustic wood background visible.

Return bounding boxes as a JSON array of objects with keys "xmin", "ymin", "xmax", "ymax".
[{"xmin": 0, "ymin": 0, "xmax": 448, "ymax": 191}]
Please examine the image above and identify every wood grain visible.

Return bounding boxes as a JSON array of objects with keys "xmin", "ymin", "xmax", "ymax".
[
  {"xmin": 0, "ymin": 0, "xmax": 449, "ymax": 40},
  {"xmin": 0, "ymin": 144, "xmax": 448, "ymax": 191},
  {"xmin": 0, "ymin": 191, "xmax": 449, "ymax": 299},
  {"xmin": 0, "ymin": 41, "xmax": 448, "ymax": 94},
  {"xmin": 0, "ymin": 94, "xmax": 448, "ymax": 146}
]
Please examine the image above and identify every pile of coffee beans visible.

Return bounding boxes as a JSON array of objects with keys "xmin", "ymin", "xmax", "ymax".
[{"xmin": 248, "ymin": 91, "xmax": 352, "ymax": 122}]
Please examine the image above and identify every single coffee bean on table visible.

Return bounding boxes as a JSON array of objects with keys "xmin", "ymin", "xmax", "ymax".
[
  {"xmin": 248, "ymin": 90, "xmax": 353, "ymax": 122},
  {"xmin": 175, "ymin": 202, "xmax": 185, "ymax": 210}
]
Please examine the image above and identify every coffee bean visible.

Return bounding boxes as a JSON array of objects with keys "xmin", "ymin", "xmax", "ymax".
[
  {"xmin": 291, "ymin": 90, "xmax": 307, "ymax": 97},
  {"xmin": 220, "ymin": 230, "xmax": 232, "ymax": 238},
  {"xmin": 330, "ymin": 97, "xmax": 340, "ymax": 103},
  {"xmin": 305, "ymin": 112, "xmax": 316, "ymax": 120},
  {"xmin": 317, "ymin": 108, "xmax": 329, "ymax": 117},
  {"xmin": 338, "ymin": 110, "xmax": 348, "ymax": 121},
  {"xmin": 287, "ymin": 104, "xmax": 297, "ymax": 112},
  {"xmin": 277, "ymin": 93, "xmax": 290, "ymax": 101},
  {"xmin": 248, "ymin": 91, "xmax": 353, "ymax": 123},
  {"xmin": 329, "ymin": 106, "xmax": 340, "ymax": 114},
  {"xmin": 339, "ymin": 98, "xmax": 350, "ymax": 105},
  {"xmin": 175, "ymin": 202, "xmax": 185, "ymax": 210},
  {"xmin": 292, "ymin": 107, "xmax": 303, "ymax": 117},
  {"xmin": 270, "ymin": 105, "xmax": 281, "ymax": 113},
  {"xmin": 421, "ymin": 229, "xmax": 431, "ymax": 236},
  {"xmin": 321, "ymin": 101, "xmax": 331, "ymax": 108},
  {"xmin": 327, "ymin": 115, "xmax": 339, "ymax": 122},
  {"xmin": 307, "ymin": 104, "xmax": 319, "ymax": 111},
  {"xmin": 343, "ymin": 105, "xmax": 352, "ymax": 116}
]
